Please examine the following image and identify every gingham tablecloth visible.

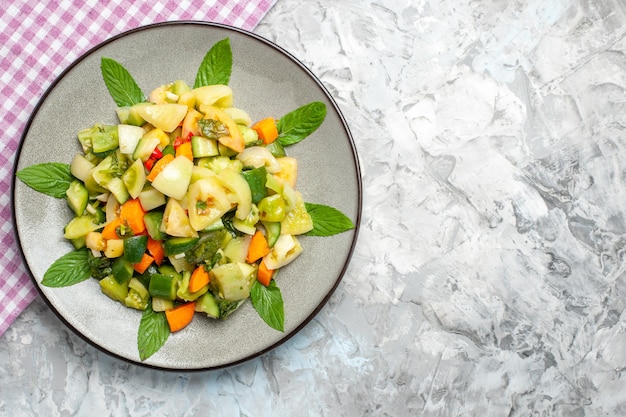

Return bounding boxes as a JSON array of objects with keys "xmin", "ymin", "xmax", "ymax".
[{"xmin": 0, "ymin": 0, "xmax": 276, "ymax": 337}]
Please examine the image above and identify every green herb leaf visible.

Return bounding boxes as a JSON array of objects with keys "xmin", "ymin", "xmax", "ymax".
[
  {"xmin": 194, "ymin": 38, "xmax": 232, "ymax": 88},
  {"xmin": 16, "ymin": 162, "xmax": 73, "ymax": 198},
  {"xmin": 251, "ymin": 280, "xmax": 284, "ymax": 332},
  {"xmin": 41, "ymin": 249, "xmax": 92, "ymax": 287},
  {"xmin": 100, "ymin": 57, "xmax": 145, "ymax": 107},
  {"xmin": 277, "ymin": 101, "xmax": 327, "ymax": 146},
  {"xmin": 305, "ymin": 203, "xmax": 355, "ymax": 236},
  {"xmin": 138, "ymin": 300, "xmax": 170, "ymax": 361}
]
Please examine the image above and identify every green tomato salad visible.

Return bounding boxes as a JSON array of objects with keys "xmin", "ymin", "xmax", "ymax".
[{"xmin": 16, "ymin": 38, "xmax": 355, "ymax": 361}]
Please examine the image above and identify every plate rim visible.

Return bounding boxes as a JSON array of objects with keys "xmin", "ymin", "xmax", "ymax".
[{"xmin": 10, "ymin": 20, "xmax": 362, "ymax": 372}]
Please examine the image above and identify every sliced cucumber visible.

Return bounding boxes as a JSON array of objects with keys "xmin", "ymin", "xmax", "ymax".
[
  {"xmin": 191, "ymin": 135, "xmax": 219, "ymax": 158},
  {"xmin": 122, "ymin": 158, "xmax": 147, "ymax": 199},
  {"xmin": 163, "ymin": 236, "xmax": 200, "ymax": 256},
  {"xmin": 66, "ymin": 180, "xmax": 89, "ymax": 216}
]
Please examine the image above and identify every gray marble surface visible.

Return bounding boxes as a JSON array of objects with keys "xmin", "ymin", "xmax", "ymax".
[{"xmin": 3, "ymin": 0, "xmax": 626, "ymax": 415}]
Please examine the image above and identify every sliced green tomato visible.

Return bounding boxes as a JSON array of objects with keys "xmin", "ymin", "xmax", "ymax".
[
  {"xmin": 123, "ymin": 234, "xmax": 148, "ymax": 263},
  {"xmin": 100, "ymin": 275, "xmax": 130, "ymax": 303},
  {"xmin": 238, "ymin": 125, "xmax": 259, "ymax": 146},
  {"xmin": 91, "ymin": 124, "xmax": 119, "ymax": 154},
  {"xmin": 70, "ymin": 154, "xmax": 96, "ymax": 183},
  {"xmin": 224, "ymin": 107, "xmax": 252, "ymax": 125},
  {"xmin": 196, "ymin": 156, "xmax": 243, "ymax": 174},
  {"xmin": 66, "ymin": 180, "xmax": 89, "ymax": 216},
  {"xmin": 124, "ymin": 277, "xmax": 150, "ymax": 310},
  {"xmin": 107, "ymin": 177, "xmax": 130, "ymax": 205},
  {"xmin": 199, "ymin": 105, "xmax": 244, "ymax": 153},
  {"xmin": 190, "ymin": 166, "xmax": 217, "ymax": 183},
  {"xmin": 273, "ymin": 157, "xmax": 298, "ymax": 188},
  {"xmin": 138, "ymin": 186, "xmax": 166, "ymax": 211},
  {"xmin": 122, "ymin": 158, "xmax": 147, "ymax": 199},
  {"xmin": 161, "ymin": 198, "xmax": 198, "ymax": 238},
  {"xmin": 209, "ymin": 262, "xmax": 256, "ymax": 301},
  {"xmin": 217, "ymin": 168, "xmax": 252, "ymax": 221},
  {"xmin": 64, "ymin": 214, "xmax": 103, "ymax": 240},
  {"xmin": 236, "ymin": 146, "xmax": 281, "ymax": 173},
  {"xmin": 132, "ymin": 136, "xmax": 161, "ymax": 162},
  {"xmin": 257, "ymin": 194, "xmax": 287, "ymax": 222},
  {"xmin": 263, "ymin": 234, "xmax": 303, "ymax": 270},
  {"xmin": 280, "ymin": 191, "xmax": 313, "ymax": 235},
  {"xmin": 193, "ymin": 85, "xmax": 233, "ymax": 108},
  {"xmin": 187, "ymin": 177, "xmax": 231, "ymax": 231},
  {"xmin": 135, "ymin": 103, "xmax": 188, "ymax": 132},
  {"xmin": 151, "ymin": 156, "xmax": 194, "ymax": 200},
  {"xmin": 116, "ymin": 102, "xmax": 152, "ymax": 126},
  {"xmin": 223, "ymin": 234, "xmax": 252, "ymax": 263},
  {"xmin": 118, "ymin": 124, "xmax": 145, "ymax": 155},
  {"xmin": 233, "ymin": 204, "xmax": 260, "ymax": 236}
]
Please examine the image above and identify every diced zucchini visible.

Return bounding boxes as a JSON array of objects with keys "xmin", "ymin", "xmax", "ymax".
[
  {"xmin": 111, "ymin": 258, "xmax": 134, "ymax": 284},
  {"xmin": 191, "ymin": 135, "xmax": 219, "ymax": 158},
  {"xmin": 66, "ymin": 180, "xmax": 89, "ymax": 216},
  {"xmin": 261, "ymin": 221, "xmax": 281, "ymax": 248},
  {"xmin": 123, "ymin": 235, "xmax": 148, "ymax": 263},
  {"xmin": 195, "ymin": 292, "xmax": 220, "ymax": 318},
  {"xmin": 163, "ymin": 236, "xmax": 200, "ymax": 256},
  {"xmin": 241, "ymin": 166, "xmax": 267, "ymax": 204},
  {"xmin": 148, "ymin": 273, "xmax": 178, "ymax": 301}
]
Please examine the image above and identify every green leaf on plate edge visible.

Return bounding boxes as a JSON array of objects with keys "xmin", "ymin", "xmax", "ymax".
[
  {"xmin": 194, "ymin": 38, "xmax": 232, "ymax": 88},
  {"xmin": 41, "ymin": 249, "xmax": 92, "ymax": 287},
  {"xmin": 138, "ymin": 300, "xmax": 170, "ymax": 361},
  {"xmin": 101, "ymin": 57, "xmax": 145, "ymax": 107},
  {"xmin": 16, "ymin": 162, "xmax": 73, "ymax": 199},
  {"xmin": 305, "ymin": 203, "xmax": 355, "ymax": 237},
  {"xmin": 251, "ymin": 280, "xmax": 284, "ymax": 332}
]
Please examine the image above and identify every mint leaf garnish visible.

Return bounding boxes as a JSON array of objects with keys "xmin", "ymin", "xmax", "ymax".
[
  {"xmin": 100, "ymin": 57, "xmax": 145, "ymax": 107},
  {"xmin": 305, "ymin": 203, "xmax": 355, "ymax": 236},
  {"xmin": 194, "ymin": 38, "xmax": 232, "ymax": 88},
  {"xmin": 16, "ymin": 162, "xmax": 73, "ymax": 198},
  {"xmin": 277, "ymin": 101, "xmax": 327, "ymax": 146},
  {"xmin": 138, "ymin": 300, "xmax": 170, "ymax": 361},
  {"xmin": 41, "ymin": 249, "xmax": 91, "ymax": 287},
  {"xmin": 251, "ymin": 280, "xmax": 284, "ymax": 332}
]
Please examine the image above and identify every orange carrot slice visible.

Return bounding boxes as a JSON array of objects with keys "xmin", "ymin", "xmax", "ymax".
[
  {"xmin": 146, "ymin": 237, "xmax": 165, "ymax": 266},
  {"xmin": 146, "ymin": 153, "xmax": 175, "ymax": 182},
  {"xmin": 120, "ymin": 198, "xmax": 146, "ymax": 235},
  {"xmin": 246, "ymin": 230, "xmax": 271, "ymax": 263},
  {"xmin": 252, "ymin": 117, "xmax": 279, "ymax": 145},
  {"xmin": 165, "ymin": 302, "xmax": 196, "ymax": 332},
  {"xmin": 133, "ymin": 253, "xmax": 154, "ymax": 274},
  {"xmin": 188, "ymin": 265, "xmax": 210, "ymax": 293},
  {"xmin": 257, "ymin": 259, "xmax": 274, "ymax": 287}
]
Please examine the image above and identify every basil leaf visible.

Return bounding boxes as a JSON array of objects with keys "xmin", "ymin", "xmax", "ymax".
[
  {"xmin": 251, "ymin": 280, "xmax": 284, "ymax": 332},
  {"xmin": 100, "ymin": 57, "xmax": 145, "ymax": 107},
  {"xmin": 16, "ymin": 162, "xmax": 73, "ymax": 198},
  {"xmin": 138, "ymin": 300, "xmax": 170, "ymax": 361},
  {"xmin": 41, "ymin": 249, "xmax": 92, "ymax": 287},
  {"xmin": 305, "ymin": 203, "xmax": 355, "ymax": 236},
  {"xmin": 277, "ymin": 101, "xmax": 327, "ymax": 146},
  {"xmin": 194, "ymin": 38, "xmax": 232, "ymax": 88}
]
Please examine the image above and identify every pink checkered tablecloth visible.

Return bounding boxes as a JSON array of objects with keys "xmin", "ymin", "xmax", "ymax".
[{"xmin": 0, "ymin": 0, "xmax": 276, "ymax": 337}]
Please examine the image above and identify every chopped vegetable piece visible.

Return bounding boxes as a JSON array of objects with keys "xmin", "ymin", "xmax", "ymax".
[
  {"xmin": 101, "ymin": 217, "xmax": 123, "ymax": 240},
  {"xmin": 252, "ymin": 117, "xmax": 279, "ymax": 145},
  {"xmin": 189, "ymin": 265, "xmax": 210, "ymax": 293},
  {"xmin": 256, "ymin": 259, "xmax": 274, "ymax": 287},
  {"xmin": 146, "ymin": 237, "xmax": 165, "ymax": 266},
  {"xmin": 246, "ymin": 230, "xmax": 270, "ymax": 263},
  {"xmin": 120, "ymin": 198, "xmax": 146, "ymax": 235},
  {"xmin": 175, "ymin": 141, "xmax": 194, "ymax": 161},
  {"xmin": 133, "ymin": 253, "xmax": 154, "ymax": 274},
  {"xmin": 146, "ymin": 153, "xmax": 175, "ymax": 182},
  {"xmin": 165, "ymin": 302, "xmax": 196, "ymax": 332}
]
